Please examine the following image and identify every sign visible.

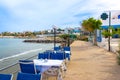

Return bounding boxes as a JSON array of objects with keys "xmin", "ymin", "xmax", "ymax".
[{"xmin": 101, "ymin": 13, "xmax": 108, "ymax": 20}]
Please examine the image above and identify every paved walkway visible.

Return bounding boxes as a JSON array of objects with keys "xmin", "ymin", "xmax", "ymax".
[{"xmin": 64, "ymin": 41, "xmax": 120, "ymax": 80}]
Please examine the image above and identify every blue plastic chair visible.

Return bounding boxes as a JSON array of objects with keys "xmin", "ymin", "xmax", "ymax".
[
  {"xmin": 63, "ymin": 47, "xmax": 71, "ymax": 52},
  {"xmin": 19, "ymin": 60, "xmax": 40, "ymax": 74},
  {"xmin": 38, "ymin": 53, "xmax": 45, "ymax": 59},
  {"xmin": 51, "ymin": 51, "xmax": 65, "ymax": 60},
  {"xmin": 65, "ymin": 53, "xmax": 70, "ymax": 60},
  {"xmin": 19, "ymin": 60, "xmax": 33, "ymax": 62},
  {"xmin": 0, "ymin": 74, "xmax": 13, "ymax": 80},
  {"xmin": 16, "ymin": 72, "xmax": 41, "ymax": 80},
  {"xmin": 56, "ymin": 51, "xmax": 65, "ymax": 60},
  {"xmin": 50, "ymin": 53, "xmax": 56, "ymax": 60},
  {"xmin": 44, "ymin": 52, "xmax": 49, "ymax": 59},
  {"xmin": 45, "ymin": 50, "xmax": 54, "ymax": 53},
  {"xmin": 63, "ymin": 47, "xmax": 71, "ymax": 60},
  {"xmin": 45, "ymin": 50, "xmax": 54, "ymax": 59},
  {"xmin": 54, "ymin": 46, "xmax": 61, "ymax": 51},
  {"xmin": 38, "ymin": 51, "xmax": 54, "ymax": 59}
]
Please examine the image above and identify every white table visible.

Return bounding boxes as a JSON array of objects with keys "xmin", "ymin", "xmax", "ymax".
[
  {"xmin": 34, "ymin": 59, "xmax": 63, "ymax": 72},
  {"xmin": 34, "ymin": 59, "xmax": 64, "ymax": 80}
]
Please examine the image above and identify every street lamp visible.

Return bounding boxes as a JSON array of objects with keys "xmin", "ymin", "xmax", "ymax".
[
  {"xmin": 101, "ymin": 11, "xmax": 111, "ymax": 51},
  {"xmin": 67, "ymin": 28, "xmax": 70, "ymax": 47},
  {"xmin": 53, "ymin": 25, "xmax": 57, "ymax": 48},
  {"xmin": 108, "ymin": 11, "xmax": 111, "ymax": 51}
]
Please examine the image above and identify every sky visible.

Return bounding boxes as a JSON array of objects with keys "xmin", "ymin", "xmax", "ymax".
[{"xmin": 0, "ymin": 0, "xmax": 120, "ymax": 32}]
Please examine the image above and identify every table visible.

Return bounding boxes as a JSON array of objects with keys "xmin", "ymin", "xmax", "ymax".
[
  {"xmin": 34, "ymin": 59, "xmax": 65, "ymax": 80},
  {"xmin": 34, "ymin": 59, "xmax": 63, "ymax": 72}
]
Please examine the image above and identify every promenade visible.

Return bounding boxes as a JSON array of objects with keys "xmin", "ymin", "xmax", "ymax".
[{"xmin": 64, "ymin": 41, "xmax": 120, "ymax": 80}]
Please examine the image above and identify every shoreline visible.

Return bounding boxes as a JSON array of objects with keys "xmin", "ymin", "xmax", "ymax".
[
  {"xmin": 23, "ymin": 39, "xmax": 65, "ymax": 43},
  {"xmin": 0, "ymin": 48, "xmax": 42, "ymax": 62}
]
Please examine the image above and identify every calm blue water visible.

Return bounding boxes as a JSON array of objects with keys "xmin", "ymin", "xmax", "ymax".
[
  {"xmin": 0, "ymin": 38, "xmax": 54, "ymax": 59},
  {"xmin": 0, "ymin": 38, "xmax": 60, "ymax": 69}
]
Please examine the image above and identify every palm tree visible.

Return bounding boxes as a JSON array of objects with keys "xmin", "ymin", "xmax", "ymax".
[{"xmin": 81, "ymin": 17, "xmax": 102, "ymax": 45}]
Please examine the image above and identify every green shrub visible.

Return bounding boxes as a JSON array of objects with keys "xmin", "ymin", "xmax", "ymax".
[
  {"xmin": 79, "ymin": 36, "xmax": 88, "ymax": 41},
  {"xmin": 117, "ymin": 55, "xmax": 120, "ymax": 65}
]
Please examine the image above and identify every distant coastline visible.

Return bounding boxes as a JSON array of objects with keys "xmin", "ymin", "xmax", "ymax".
[
  {"xmin": 23, "ymin": 39, "xmax": 65, "ymax": 43},
  {"xmin": 0, "ymin": 36, "xmax": 15, "ymax": 38},
  {"xmin": 0, "ymin": 36, "xmax": 35, "ymax": 39}
]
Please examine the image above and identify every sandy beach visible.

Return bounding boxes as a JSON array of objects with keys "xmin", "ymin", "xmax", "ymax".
[{"xmin": 1, "ymin": 40, "xmax": 120, "ymax": 80}]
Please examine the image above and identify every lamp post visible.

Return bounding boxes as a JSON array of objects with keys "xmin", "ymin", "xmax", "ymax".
[
  {"xmin": 108, "ymin": 11, "xmax": 111, "ymax": 51},
  {"xmin": 101, "ymin": 11, "xmax": 111, "ymax": 51},
  {"xmin": 53, "ymin": 25, "xmax": 57, "ymax": 48},
  {"xmin": 67, "ymin": 28, "xmax": 70, "ymax": 47}
]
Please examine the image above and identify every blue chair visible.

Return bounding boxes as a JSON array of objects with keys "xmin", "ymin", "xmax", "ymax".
[
  {"xmin": 54, "ymin": 46, "xmax": 61, "ymax": 51},
  {"xmin": 50, "ymin": 53, "xmax": 56, "ymax": 60},
  {"xmin": 38, "ymin": 51, "xmax": 54, "ymax": 59},
  {"xmin": 19, "ymin": 60, "xmax": 33, "ymax": 62},
  {"xmin": 56, "ymin": 51, "xmax": 65, "ymax": 60},
  {"xmin": 16, "ymin": 72, "xmax": 41, "ymax": 80},
  {"xmin": 38, "ymin": 53, "xmax": 45, "ymax": 59},
  {"xmin": 64, "ymin": 47, "xmax": 71, "ymax": 60},
  {"xmin": 19, "ymin": 60, "xmax": 40, "ymax": 74},
  {"xmin": 44, "ymin": 52, "xmax": 49, "ymax": 59},
  {"xmin": 45, "ymin": 50, "xmax": 54, "ymax": 59},
  {"xmin": 51, "ymin": 51, "xmax": 65, "ymax": 60},
  {"xmin": 45, "ymin": 50, "xmax": 54, "ymax": 53},
  {"xmin": 0, "ymin": 74, "xmax": 13, "ymax": 80},
  {"xmin": 65, "ymin": 53, "xmax": 70, "ymax": 60},
  {"xmin": 63, "ymin": 47, "xmax": 71, "ymax": 52}
]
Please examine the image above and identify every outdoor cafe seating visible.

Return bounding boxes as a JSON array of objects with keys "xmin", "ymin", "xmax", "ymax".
[
  {"xmin": 18, "ymin": 59, "xmax": 66, "ymax": 80},
  {"xmin": 17, "ymin": 46, "xmax": 70, "ymax": 80},
  {"xmin": 38, "ymin": 47, "xmax": 71, "ymax": 61}
]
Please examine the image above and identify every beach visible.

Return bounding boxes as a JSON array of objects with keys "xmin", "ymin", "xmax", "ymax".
[{"xmin": 1, "ymin": 40, "xmax": 120, "ymax": 80}]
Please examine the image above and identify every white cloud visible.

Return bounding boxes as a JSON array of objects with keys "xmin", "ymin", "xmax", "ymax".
[{"xmin": 0, "ymin": 0, "xmax": 120, "ymax": 32}]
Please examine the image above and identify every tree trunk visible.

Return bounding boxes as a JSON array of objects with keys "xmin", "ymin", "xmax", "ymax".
[
  {"xmin": 108, "ymin": 36, "xmax": 110, "ymax": 51},
  {"xmin": 66, "ymin": 37, "xmax": 70, "ymax": 47},
  {"xmin": 94, "ymin": 30, "xmax": 97, "ymax": 46}
]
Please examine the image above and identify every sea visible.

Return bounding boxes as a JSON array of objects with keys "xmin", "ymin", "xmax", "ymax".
[{"xmin": 0, "ymin": 38, "xmax": 58, "ymax": 70}]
